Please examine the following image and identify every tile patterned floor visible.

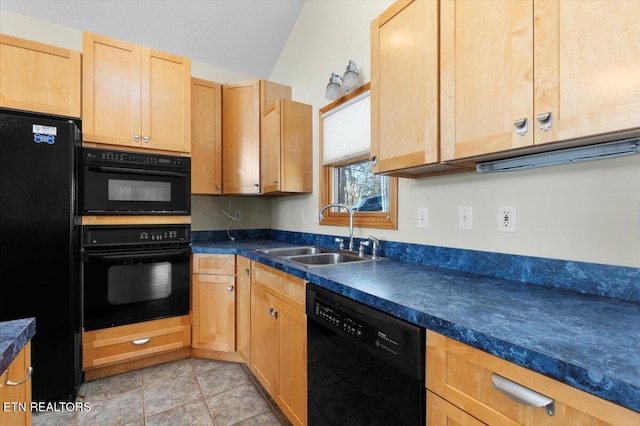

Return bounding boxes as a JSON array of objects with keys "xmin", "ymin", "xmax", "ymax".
[{"xmin": 32, "ymin": 358, "xmax": 291, "ymax": 426}]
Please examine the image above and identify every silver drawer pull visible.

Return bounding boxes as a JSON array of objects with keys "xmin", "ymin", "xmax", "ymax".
[
  {"xmin": 492, "ymin": 373, "xmax": 555, "ymax": 416},
  {"xmin": 513, "ymin": 118, "xmax": 528, "ymax": 136},
  {"xmin": 132, "ymin": 338, "xmax": 151, "ymax": 345},
  {"xmin": 227, "ymin": 285, "xmax": 234, "ymax": 292},
  {"xmin": 6, "ymin": 367, "xmax": 33, "ymax": 386},
  {"xmin": 536, "ymin": 112, "xmax": 553, "ymax": 132}
]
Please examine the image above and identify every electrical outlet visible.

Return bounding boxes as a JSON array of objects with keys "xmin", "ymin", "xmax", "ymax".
[
  {"xmin": 498, "ymin": 205, "xmax": 516, "ymax": 232},
  {"xmin": 234, "ymin": 210, "xmax": 241, "ymax": 220},
  {"xmin": 459, "ymin": 206, "xmax": 473, "ymax": 230},
  {"xmin": 298, "ymin": 210, "xmax": 305, "ymax": 224},
  {"xmin": 417, "ymin": 207, "xmax": 428, "ymax": 228}
]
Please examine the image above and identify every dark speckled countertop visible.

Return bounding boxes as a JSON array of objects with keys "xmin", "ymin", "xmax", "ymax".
[
  {"xmin": 193, "ymin": 239, "xmax": 640, "ymax": 414},
  {"xmin": 0, "ymin": 318, "xmax": 35, "ymax": 375}
]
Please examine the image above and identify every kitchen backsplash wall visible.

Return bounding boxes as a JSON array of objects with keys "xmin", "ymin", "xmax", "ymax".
[{"xmin": 192, "ymin": 229, "xmax": 640, "ymax": 304}]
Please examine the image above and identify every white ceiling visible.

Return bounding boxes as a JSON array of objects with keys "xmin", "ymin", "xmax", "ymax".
[{"xmin": 0, "ymin": 0, "xmax": 305, "ymax": 78}]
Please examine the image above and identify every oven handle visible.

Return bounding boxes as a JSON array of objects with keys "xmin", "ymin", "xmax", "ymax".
[
  {"xmin": 84, "ymin": 248, "xmax": 190, "ymax": 261},
  {"xmin": 89, "ymin": 165, "xmax": 188, "ymax": 178}
]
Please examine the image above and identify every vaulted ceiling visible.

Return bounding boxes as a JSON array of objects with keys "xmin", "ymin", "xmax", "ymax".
[{"xmin": 1, "ymin": 0, "xmax": 305, "ymax": 78}]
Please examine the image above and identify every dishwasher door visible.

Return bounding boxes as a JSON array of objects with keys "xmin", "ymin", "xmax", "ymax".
[{"xmin": 306, "ymin": 283, "xmax": 426, "ymax": 425}]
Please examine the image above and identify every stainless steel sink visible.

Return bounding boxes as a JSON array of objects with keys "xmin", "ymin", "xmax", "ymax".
[
  {"xmin": 286, "ymin": 252, "xmax": 365, "ymax": 266},
  {"xmin": 256, "ymin": 246, "xmax": 331, "ymax": 257},
  {"xmin": 256, "ymin": 245, "xmax": 378, "ymax": 268}
]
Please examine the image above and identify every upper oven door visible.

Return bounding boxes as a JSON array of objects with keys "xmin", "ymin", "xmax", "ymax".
[{"xmin": 80, "ymin": 148, "xmax": 191, "ymax": 215}]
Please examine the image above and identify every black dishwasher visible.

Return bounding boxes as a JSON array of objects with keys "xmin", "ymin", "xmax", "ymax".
[{"xmin": 306, "ymin": 284, "xmax": 425, "ymax": 425}]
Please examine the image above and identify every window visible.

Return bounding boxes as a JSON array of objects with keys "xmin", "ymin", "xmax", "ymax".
[{"xmin": 319, "ymin": 83, "xmax": 398, "ymax": 230}]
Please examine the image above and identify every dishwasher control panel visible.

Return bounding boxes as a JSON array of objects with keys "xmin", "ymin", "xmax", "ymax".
[{"xmin": 313, "ymin": 301, "xmax": 364, "ymax": 338}]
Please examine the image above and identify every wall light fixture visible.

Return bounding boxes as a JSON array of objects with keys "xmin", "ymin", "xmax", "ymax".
[
  {"xmin": 325, "ymin": 73, "xmax": 343, "ymax": 101},
  {"xmin": 325, "ymin": 60, "xmax": 362, "ymax": 100}
]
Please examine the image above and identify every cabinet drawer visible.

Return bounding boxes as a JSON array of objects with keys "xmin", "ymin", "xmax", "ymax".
[
  {"xmin": 426, "ymin": 331, "xmax": 639, "ymax": 425},
  {"xmin": 83, "ymin": 316, "xmax": 191, "ymax": 370},
  {"xmin": 193, "ymin": 253, "xmax": 235, "ymax": 275},
  {"xmin": 252, "ymin": 262, "xmax": 306, "ymax": 311}
]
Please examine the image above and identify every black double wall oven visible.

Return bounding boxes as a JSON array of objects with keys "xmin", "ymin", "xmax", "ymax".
[{"xmin": 80, "ymin": 147, "xmax": 191, "ymax": 331}]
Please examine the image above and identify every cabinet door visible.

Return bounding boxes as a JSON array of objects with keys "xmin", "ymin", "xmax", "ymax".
[
  {"xmin": 427, "ymin": 391, "xmax": 486, "ymax": 426},
  {"xmin": 0, "ymin": 342, "xmax": 32, "ymax": 426},
  {"xmin": 250, "ymin": 285, "xmax": 278, "ymax": 394},
  {"xmin": 533, "ymin": 0, "xmax": 640, "ymax": 146},
  {"xmin": 260, "ymin": 101, "xmax": 282, "ymax": 193},
  {"xmin": 261, "ymin": 99, "xmax": 312, "ymax": 194},
  {"xmin": 142, "ymin": 48, "xmax": 191, "ymax": 152},
  {"xmin": 0, "ymin": 35, "xmax": 81, "ymax": 118},
  {"xmin": 371, "ymin": 0, "xmax": 440, "ymax": 172},
  {"xmin": 192, "ymin": 274, "xmax": 236, "ymax": 352},
  {"xmin": 275, "ymin": 300, "xmax": 307, "ymax": 426},
  {"xmin": 191, "ymin": 78, "xmax": 222, "ymax": 194},
  {"xmin": 83, "ymin": 32, "xmax": 142, "ymax": 147},
  {"xmin": 222, "ymin": 80, "xmax": 261, "ymax": 194},
  {"xmin": 440, "ymin": 1, "xmax": 534, "ymax": 161},
  {"xmin": 236, "ymin": 256, "xmax": 252, "ymax": 364}
]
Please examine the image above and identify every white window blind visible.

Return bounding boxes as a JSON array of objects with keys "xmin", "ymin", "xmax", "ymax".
[{"xmin": 322, "ymin": 91, "xmax": 370, "ymax": 165}]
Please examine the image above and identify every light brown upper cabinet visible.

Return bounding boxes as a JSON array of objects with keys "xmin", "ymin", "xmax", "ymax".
[
  {"xmin": 82, "ymin": 32, "xmax": 191, "ymax": 153},
  {"xmin": 261, "ymin": 99, "xmax": 312, "ymax": 194},
  {"xmin": 0, "ymin": 34, "xmax": 81, "ymax": 118},
  {"xmin": 440, "ymin": 0, "xmax": 640, "ymax": 162},
  {"xmin": 222, "ymin": 80, "xmax": 291, "ymax": 194},
  {"xmin": 191, "ymin": 78, "xmax": 222, "ymax": 194},
  {"xmin": 371, "ymin": 0, "xmax": 468, "ymax": 177}
]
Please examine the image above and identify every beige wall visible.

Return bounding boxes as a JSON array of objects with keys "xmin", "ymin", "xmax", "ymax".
[
  {"xmin": 3, "ymin": 5, "xmax": 639, "ymax": 267},
  {"xmin": 268, "ymin": 1, "xmax": 640, "ymax": 268}
]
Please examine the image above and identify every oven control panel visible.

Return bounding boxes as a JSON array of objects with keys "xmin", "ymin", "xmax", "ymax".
[
  {"xmin": 82, "ymin": 147, "xmax": 190, "ymax": 169},
  {"xmin": 83, "ymin": 224, "xmax": 191, "ymax": 247}
]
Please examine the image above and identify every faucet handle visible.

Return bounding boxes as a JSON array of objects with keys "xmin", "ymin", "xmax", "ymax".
[
  {"xmin": 334, "ymin": 237, "xmax": 345, "ymax": 250},
  {"xmin": 358, "ymin": 240, "xmax": 370, "ymax": 257}
]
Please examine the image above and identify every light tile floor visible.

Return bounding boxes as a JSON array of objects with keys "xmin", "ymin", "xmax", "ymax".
[{"xmin": 32, "ymin": 358, "xmax": 291, "ymax": 426}]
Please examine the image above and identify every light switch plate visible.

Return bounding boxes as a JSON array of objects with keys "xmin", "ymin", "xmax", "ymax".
[
  {"xmin": 417, "ymin": 207, "xmax": 428, "ymax": 228},
  {"xmin": 459, "ymin": 206, "xmax": 473, "ymax": 230}
]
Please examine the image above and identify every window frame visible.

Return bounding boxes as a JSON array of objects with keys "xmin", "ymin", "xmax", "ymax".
[{"xmin": 319, "ymin": 83, "xmax": 398, "ymax": 230}]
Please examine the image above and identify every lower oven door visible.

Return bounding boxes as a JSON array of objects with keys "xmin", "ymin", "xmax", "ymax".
[{"xmin": 83, "ymin": 246, "xmax": 190, "ymax": 331}]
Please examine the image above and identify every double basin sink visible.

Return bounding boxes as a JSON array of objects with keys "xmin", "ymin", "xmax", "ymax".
[{"xmin": 256, "ymin": 245, "xmax": 378, "ymax": 268}]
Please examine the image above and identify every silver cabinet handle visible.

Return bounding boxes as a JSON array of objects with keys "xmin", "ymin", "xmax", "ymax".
[
  {"xmin": 513, "ymin": 118, "xmax": 528, "ymax": 136},
  {"xmin": 5, "ymin": 367, "xmax": 33, "ymax": 386},
  {"xmin": 132, "ymin": 337, "xmax": 150, "ymax": 345},
  {"xmin": 273, "ymin": 180, "xmax": 279, "ymax": 186},
  {"xmin": 266, "ymin": 307, "xmax": 273, "ymax": 315},
  {"xmin": 271, "ymin": 309, "xmax": 278, "ymax": 319},
  {"xmin": 536, "ymin": 112, "xmax": 553, "ymax": 132},
  {"xmin": 492, "ymin": 373, "xmax": 555, "ymax": 416},
  {"xmin": 227, "ymin": 285, "xmax": 234, "ymax": 292},
  {"xmin": 244, "ymin": 268, "xmax": 250, "ymax": 276},
  {"xmin": 215, "ymin": 185, "xmax": 222, "ymax": 190},
  {"xmin": 133, "ymin": 135, "xmax": 140, "ymax": 143},
  {"xmin": 142, "ymin": 136, "xmax": 150, "ymax": 143}
]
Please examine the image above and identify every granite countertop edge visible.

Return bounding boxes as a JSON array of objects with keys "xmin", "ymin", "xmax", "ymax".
[
  {"xmin": 0, "ymin": 318, "xmax": 36, "ymax": 375},
  {"xmin": 192, "ymin": 240, "xmax": 640, "ymax": 414}
]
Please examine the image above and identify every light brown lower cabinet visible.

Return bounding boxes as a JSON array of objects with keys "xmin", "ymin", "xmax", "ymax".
[
  {"xmin": 251, "ymin": 262, "xmax": 307, "ymax": 426},
  {"xmin": 0, "ymin": 342, "xmax": 32, "ymax": 426},
  {"xmin": 426, "ymin": 330, "xmax": 640, "ymax": 425},
  {"xmin": 191, "ymin": 254, "xmax": 236, "ymax": 352}
]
